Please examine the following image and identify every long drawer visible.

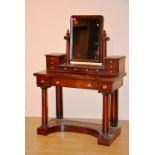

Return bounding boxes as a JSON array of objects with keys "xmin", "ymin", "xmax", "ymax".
[{"xmin": 51, "ymin": 78, "xmax": 111, "ymax": 90}]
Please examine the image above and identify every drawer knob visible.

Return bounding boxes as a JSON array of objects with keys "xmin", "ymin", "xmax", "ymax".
[
  {"xmin": 74, "ymin": 68, "xmax": 77, "ymax": 71},
  {"xmin": 85, "ymin": 69, "xmax": 89, "ymax": 71},
  {"xmin": 40, "ymin": 80, "xmax": 44, "ymax": 84},
  {"xmin": 96, "ymin": 69, "xmax": 99, "ymax": 72},
  {"xmin": 110, "ymin": 65, "xmax": 113, "ymax": 68},
  {"xmin": 103, "ymin": 85, "xmax": 107, "ymax": 89},
  {"xmin": 56, "ymin": 81, "xmax": 60, "ymax": 84},
  {"xmin": 51, "ymin": 57, "xmax": 54, "ymax": 60},
  {"xmin": 110, "ymin": 70, "xmax": 113, "ymax": 73},
  {"xmin": 87, "ymin": 83, "xmax": 92, "ymax": 87},
  {"xmin": 110, "ymin": 61, "xmax": 113, "ymax": 64},
  {"xmin": 51, "ymin": 67, "xmax": 54, "ymax": 69},
  {"xmin": 64, "ymin": 68, "xmax": 67, "ymax": 70},
  {"xmin": 50, "ymin": 62, "xmax": 54, "ymax": 64}
]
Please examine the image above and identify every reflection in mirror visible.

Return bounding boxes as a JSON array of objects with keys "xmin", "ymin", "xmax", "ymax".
[{"xmin": 70, "ymin": 16, "xmax": 102, "ymax": 62}]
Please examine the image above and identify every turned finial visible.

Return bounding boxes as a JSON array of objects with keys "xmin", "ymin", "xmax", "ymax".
[
  {"xmin": 66, "ymin": 29, "xmax": 70, "ymax": 35},
  {"xmin": 103, "ymin": 30, "xmax": 110, "ymax": 41}
]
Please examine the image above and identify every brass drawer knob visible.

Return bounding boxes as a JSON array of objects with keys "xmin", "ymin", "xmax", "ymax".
[
  {"xmin": 103, "ymin": 85, "xmax": 107, "ymax": 89},
  {"xmin": 56, "ymin": 81, "xmax": 60, "ymax": 84},
  {"xmin": 87, "ymin": 83, "xmax": 92, "ymax": 87},
  {"xmin": 40, "ymin": 80, "xmax": 44, "ymax": 84}
]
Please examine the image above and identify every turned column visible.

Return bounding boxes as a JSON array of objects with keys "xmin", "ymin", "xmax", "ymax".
[
  {"xmin": 56, "ymin": 86, "xmax": 63, "ymax": 119},
  {"xmin": 64, "ymin": 29, "xmax": 70, "ymax": 64},
  {"xmin": 102, "ymin": 93, "xmax": 110, "ymax": 134},
  {"xmin": 41, "ymin": 87, "xmax": 48, "ymax": 128},
  {"xmin": 110, "ymin": 89, "xmax": 118, "ymax": 127}
]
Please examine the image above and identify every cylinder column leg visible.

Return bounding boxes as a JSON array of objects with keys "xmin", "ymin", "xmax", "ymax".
[
  {"xmin": 102, "ymin": 93, "xmax": 110, "ymax": 134},
  {"xmin": 56, "ymin": 86, "xmax": 63, "ymax": 119},
  {"xmin": 41, "ymin": 87, "xmax": 48, "ymax": 128},
  {"xmin": 110, "ymin": 90, "xmax": 118, "ymax": 127}
]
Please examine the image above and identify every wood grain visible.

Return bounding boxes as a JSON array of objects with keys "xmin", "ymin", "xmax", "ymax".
[{"xmin": 26, "ymin": 117, "xmax": 128, "ymax": 155}]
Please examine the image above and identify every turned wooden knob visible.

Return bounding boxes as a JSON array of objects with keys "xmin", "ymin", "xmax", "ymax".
[
  {"xmin": 96, "ymin": 69, "xmax": 99, "ymax": 72},
  {"xmin": 40, "ymin": 80, "xmax": 44, "ymax": 84},
  {"xmin": 110, "ymin": 65, "xmax": 113, "ymax": 68},
  {"xmin": 56, "ymin": 81, "xmax": 60, "ymax": 84},
  {"xmin": 87, "ymin": 83, "xmax": 92, "ymax": 87},
  {"xmin": 64, "ymin": 68, "xmax": 67, "ymax": 70},
  {"xmin": 85, "ymin": 69, "xmax": 89, "ymax": 71},
  {"xmin": 50, "ymin": 62, "xmax": 54, "ymax": 64},
  {"xmin": 103, "ymin": 85, "xmax": 107, "ymax": 89},
  {"xmin": 74, "ymin": 68, "xmax": 77, "ymax": 71}
]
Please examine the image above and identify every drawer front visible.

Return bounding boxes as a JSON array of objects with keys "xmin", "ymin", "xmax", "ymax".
[
  {"xmin": 47, "ymin": 64, "xmax": 58, "ymax": 71},
  {"xmin": 37, "ymin": 77, "xmax": 50, "ymax": 87},
  {"xmin": 51, "ymin": 78, "xmax": 111, "ymax": 90},
  {"xmin": 46, "ymin": 57, "xmax": 59, "ymax": 65},
  {"xmin": 59, "ymin": 66, "xmax": 104, "ymax": 74},
  {"xmin": 105, "ymin": 60, "xmax": 118, "ymax": 69},
  {"xmin": 47, "ymin": 60, "xmax": 58, "ymax": 66}
]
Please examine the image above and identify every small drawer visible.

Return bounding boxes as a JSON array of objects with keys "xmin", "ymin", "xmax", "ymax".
[
  {"xmin": 48, "ymin": 66, "xmax": 57, "ymax": 70},
  {"xmin": 48, "ymin": 57, "xmax": 57, "ymax": 61},
  {"xmin": 47, "ymin": 59, "xmax": 59, "ymax": 65},
  {"xmin": 105, "ymin": 61, "xmax": 117, "ymax": 69},
  {"xmin": 105, "ymin": 68, "xmax": 117, "ymax": 74},
  {"xmin": 47, "ymin": 57, "xmax": 59, "ymax": 64},
  {"xmin": 37, "ymin": 77, "xmax": 50, "ymax": 87}
]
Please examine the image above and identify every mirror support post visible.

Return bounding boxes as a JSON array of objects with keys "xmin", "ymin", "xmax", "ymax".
[{"xmin": 64, "ymin": 29, "xmax": 70, "ymax": 64}]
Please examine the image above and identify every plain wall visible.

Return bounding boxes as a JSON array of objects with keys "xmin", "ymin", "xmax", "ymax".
[{"xmin": 25, "ymin": 0, "xmax": 129, "ymax": 120}]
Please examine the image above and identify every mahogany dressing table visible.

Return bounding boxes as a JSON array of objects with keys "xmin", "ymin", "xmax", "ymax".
[{"xmin": 34, "ymin": 15, "xmax": 126, "ymax": 146}]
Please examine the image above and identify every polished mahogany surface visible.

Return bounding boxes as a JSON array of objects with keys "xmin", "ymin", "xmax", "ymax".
[{"xmin": 33, "ymin": 15, "xmax": 126, "ymax": 146}]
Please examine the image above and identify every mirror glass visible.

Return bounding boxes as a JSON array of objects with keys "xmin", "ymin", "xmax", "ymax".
[{"xmin": 70, "ymin": 16, "xmax": 103, "ymax": 62}]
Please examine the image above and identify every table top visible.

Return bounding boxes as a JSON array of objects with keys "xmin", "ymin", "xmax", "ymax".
[{"xmin": 34, "ymin": 70, "xmax": 126, "ymax": 82}]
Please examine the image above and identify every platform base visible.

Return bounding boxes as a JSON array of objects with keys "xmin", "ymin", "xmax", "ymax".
[{"xmin": 37, "ymin": 119, "xmax": 121, "ymax": 146}]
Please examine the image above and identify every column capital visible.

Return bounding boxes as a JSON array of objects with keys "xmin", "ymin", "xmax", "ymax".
[{"xmin": 98, "ymin": 90, "xmax": 111, "ymax": 95}]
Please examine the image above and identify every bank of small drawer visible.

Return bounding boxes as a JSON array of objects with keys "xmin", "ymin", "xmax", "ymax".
[
  {"xmin": 46, "ymin": 54, "xmax": 66, "ymax": 72},
  {"xmin": 51, "ymin": 78, "xmax": 111, "ymax": 90},
  {"xmin": 103, "ymin": 56, "xmax": 125, "ymax": 75}
]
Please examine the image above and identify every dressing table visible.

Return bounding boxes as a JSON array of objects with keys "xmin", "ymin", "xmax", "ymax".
[{"xmin": 34, "ymin": 15, "xmax": 126, "ymax": 146}]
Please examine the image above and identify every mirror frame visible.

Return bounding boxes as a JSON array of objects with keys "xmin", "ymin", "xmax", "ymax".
[{"xmin": 69, "ymin": 15, "xmax": 104, "ymax": 63}]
